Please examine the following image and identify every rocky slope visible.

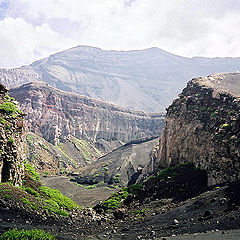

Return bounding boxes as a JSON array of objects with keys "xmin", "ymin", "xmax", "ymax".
[
  {"xmin": 0, "ymin": 84, "xmax": 25, "ymax": 186},
  {"xmin": 72, "ymin": 137, "xmax": 159, "ymax": 187},
  {"xmin": 158, "ymin": 73, "xmax": 240, "ymax": 185},
  {"xmin": 9, "ymin": 82, "xmax": 164, "ymax": 149},
  {"xmin": 1, "ymin": 46, "xmax": 240, "ymax": 112},
  {"xmin": 26, "ymin": 132, "xmax": 103, "ymax": 175}
]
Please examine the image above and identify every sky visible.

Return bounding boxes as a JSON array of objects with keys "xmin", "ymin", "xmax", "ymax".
[{"xmin": 0, "ymin": 0, "xmax": 240, "ymax": 67}]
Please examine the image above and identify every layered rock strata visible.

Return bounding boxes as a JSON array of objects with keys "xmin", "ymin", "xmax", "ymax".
[
  {"xmin": 10, "ymin": 82, "xmax": 164, "ymax": 150},
  {"xmin": 159, "ymin": 73, "xmax": 240, "ymax": 185},
  {"xmin": 0, "ymin": 84, "xmax": 25, "ymax": 185}
]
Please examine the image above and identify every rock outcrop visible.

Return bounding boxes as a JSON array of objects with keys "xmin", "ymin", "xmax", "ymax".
[
  {"xmin": 10, "ymin": 82, "xmax": 164, "ymax": 152},
  {"xmin": 0, "ymin": 84, "xmax": 25, "ymax": 185},
  {"xmin": 158, "ymin": 73, "xmax": 240, "ymax": 185},
  {"xmin": 1, "ymin": 46, "xmax": 240, "ymax": 112}
]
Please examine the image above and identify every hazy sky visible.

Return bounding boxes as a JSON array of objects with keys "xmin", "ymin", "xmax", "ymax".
[{"xmin": 0, "ymin": 0, "xmax": 240, "ymax": 67}]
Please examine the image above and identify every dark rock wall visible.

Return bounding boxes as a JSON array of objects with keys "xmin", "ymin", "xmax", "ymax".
[
  {"xmin": 159, "ymin": 74, "xmax": 240, "ymax": 185},
  {"xmin": 0, "ymin": 84, "xmax": 25, "ymax": 186}
]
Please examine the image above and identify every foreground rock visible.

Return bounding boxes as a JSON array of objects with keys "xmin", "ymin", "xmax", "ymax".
[{"xmin": 159, "ymin": 73, "xmax": 240, "ymax": 185}]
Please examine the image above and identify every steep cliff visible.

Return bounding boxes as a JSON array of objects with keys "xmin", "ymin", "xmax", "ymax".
[
  {"xmin": 1, "ymin": 46, "xmax": 240, "ymax": 112},
  {"xmin": 10, "ymin": 82, "xmax": 164, "ymax": 164},
  {"xmin": 159, "ymin": 73, "xmax": 240, "ymax": 185},
  {"xmin": 0, "ymin": 84, "xmax": 25, "ymax": 185}
]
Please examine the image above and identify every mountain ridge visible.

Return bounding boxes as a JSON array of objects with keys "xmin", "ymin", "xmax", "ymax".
[{"xmin": 1, "ymin": 45, "xmax": 240, "ymax": 112}]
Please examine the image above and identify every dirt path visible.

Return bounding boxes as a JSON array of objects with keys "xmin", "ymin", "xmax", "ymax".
[{"xmin": 41, "ymin": 176, "xmax": 115, "ymax": 207}]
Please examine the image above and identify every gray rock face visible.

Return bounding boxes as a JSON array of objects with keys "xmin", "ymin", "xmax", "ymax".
[
  {"xmin": 158, "ymin": 73, "xmax": 240, "ymax": 185},
  {"xmin": 0, "ymin": 84, "xmax": 25, "ymax": 186},
  {"xmin": 73, "ymin": 137, "xmax": 159, "ymax": 186},
  {"xmin": 1, "ymin": 46, "xmax": 240, "ymax": 112},
  {"xmin": 9, "ymin": 82, "xmax": 164, "ymax": 149}
]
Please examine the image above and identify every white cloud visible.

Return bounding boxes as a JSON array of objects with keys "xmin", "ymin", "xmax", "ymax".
[
  {"xmin": 1, "ymin": 0, "xmax": 240, "ymax": 67},
  {"xmin": 0, "ymin": 17, "xmax": 77, "ymax": 67}
]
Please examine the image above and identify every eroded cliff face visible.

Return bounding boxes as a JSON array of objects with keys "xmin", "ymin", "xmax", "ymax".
[
  {"xmin": 0, "ymin": 84, "xmax": 26, "ymax": 186},
  {"xmin": 159, "ymin": 73, "xmax": 240, "ymax": 186},
  {"xmin": 10, "ymin": 82, "xmax": 164, "ymax": 152}
]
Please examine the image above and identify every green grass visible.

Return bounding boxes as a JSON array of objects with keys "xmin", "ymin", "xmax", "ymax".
[
  {"xmin": 21, "ymin": 197, "xmax": 39, "ymax": 210},
  {"xmin": 24, "ymin": 163, "xmax": 40, "ymax": 181},
  {"xmin": 0, "ymin": 228, "xmax": 56, "ymax": 240},
  {"xmin": 20, "ymin": 187, "xmax": 40, "ymax": 198},
  {"xmin": 0, "ymin": 101, "xmax": 21, "ymax": 115},
  {"xmin": 43, "ymin": 199, "xmax": 69, "ymax": 217},
  {"xmin": 39, "ymin": 186, "xmax": 80, "ymax": 210}
]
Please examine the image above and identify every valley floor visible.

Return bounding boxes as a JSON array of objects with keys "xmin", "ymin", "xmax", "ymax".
[{"xmin": 41, "ymin": 176, "xmax": 116, "ymax": 207}]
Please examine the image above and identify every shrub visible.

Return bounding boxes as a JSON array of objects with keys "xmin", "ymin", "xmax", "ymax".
[
  {"xmin": 103, "ymin": 189, "xmax": 129, "ymax": 210},
  {"xmin": 0, "ymin": 228, "xmax": 56, "ymax": 240},
  {"xmin": 157, "ymin": 166, "xmax": 178, "ymax": 180},
  {"xmin": 127, "ymin": 184, "xmax": 142, "ymax": 195}
]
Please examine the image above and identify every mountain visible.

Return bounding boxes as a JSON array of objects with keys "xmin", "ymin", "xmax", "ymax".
[{"xmin": 1, "ymin": 46, "xmax": 240, "ymax": 112}]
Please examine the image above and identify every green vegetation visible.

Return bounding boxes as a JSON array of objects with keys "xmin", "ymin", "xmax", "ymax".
[
  {"xmin": 97, "ymin": 181, "xmax": 105, "ymax": 186},
  {"xmin": 221, "ymin": 123, "xmax": 229, "ymax": 128},
  {"xmin": 39, "ymin": 186, "xmax": 79, "ymax": 210},
  {"xmin": 3, "ymin": 193, "xmax": 12, "ymax": 200},
  {"xmin": 73, "ymin": 137, "xmax": 101, "ymax": 162},
  {"xmin": 56, "ymin": 143, "xmax": 77, "ymax": 167},
  {"xmin": 137, "ymin": 208, "xmax": 149, "ymax": 214},
  {"xmin": 210, "ymin": 112, "xmax": 216, "ymax": 118},
  {"xmin": 24, "ymin": 163, "xmax": 40, "ymax": 181},
  {"xmin": 103, "ymin": 183, "xmax": 142, "ymax": 211},
  {"xmin": 103, "ymin": 189, "xmax": 129, "ymax": 210},
  {"xmin": 0, "ymin": 118, "xmax": 5, "ymax": 124},
  {"xmin": 21, "ymin": 197, "xmax": 39, "ymax": 210},
  {"xmin": 157, "ymin": 162, "xmax": 197, "ymax": 180},
  {"xmin": 0, "ymin": 101, "xmax": 21, "ymax": 115},
  {"xmin": 0, "ymin": 228, "xmax": 56, "ymax": 240},
  {"xmin": 43, "ymin": 199, "xmax": 69, "ymax": 217},
  {"xmin": 113, "ymin": 176, "xmax": 120, "ymax": 183},
  {"xmin": 85, "ymin": 184, "xmax": 97, "ymax": 189},
  {"xmin": 21, "ymin": 186, "xmax": 40, "ymax": 198},
  {"xmin": 8, "ymin": 137, "xmax": 14, "ymax": 145},
  {"xmin": 157, "ymin": 166, "xmax": 178, "ymax": 180}
]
